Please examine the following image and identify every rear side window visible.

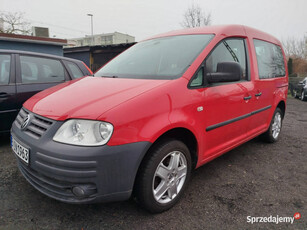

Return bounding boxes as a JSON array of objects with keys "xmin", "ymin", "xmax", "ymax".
[
  {"xmin": 253, "ymin": 39, "xmax": 285, "ymax": 79},
  {"xmin": 205, "ymin": 38, "xmax": 247, "ymax": 80},
  {"xmin": 0, "ymin": 55, "xmax": 11, "ymax": 85},
  {"xmin": 66, "ymin": 62, "xmax": 84, "ymax": 79},
  {"xmin": 20, "ymin": 56, "xmax": 65, "ymax": 83}
]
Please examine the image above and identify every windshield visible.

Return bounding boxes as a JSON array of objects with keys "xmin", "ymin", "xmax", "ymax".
[{"xmin": 94, "ymin": 34, "xmax": 214, "ymax": 80}]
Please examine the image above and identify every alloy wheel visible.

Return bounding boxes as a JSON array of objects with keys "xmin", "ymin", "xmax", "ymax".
[
  {"xmin": 272, "ymin": 112, "xmax": 282, "ymax": 139},
  {"xmin": 152, "ymin": 151, "xmax": 187, "ymax": 204}
]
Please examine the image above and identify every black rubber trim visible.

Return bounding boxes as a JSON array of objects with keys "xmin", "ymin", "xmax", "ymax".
[
  {"xmin": 206, "ymin": 105, "xmax": 272, "ymax": 132},
  {"xmin": 251, "ymin": 105, "xmax": 272, "ymax": 115}
]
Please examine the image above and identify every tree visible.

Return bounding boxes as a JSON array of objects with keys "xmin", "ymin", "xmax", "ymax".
[
  {"xmin": 0, "ymin": 12, "xmax": 31, "ymax": 35},
  {"xmin": 282, "ymin": 36, "xmax": 307, "ymax": 78},
  {"xmin": 181, "ymin": 4, "xmax": 212, "ymax": 28},
  {"xmin": 282, "ymin": 36, "xmax": 306, "ymax": 60}
]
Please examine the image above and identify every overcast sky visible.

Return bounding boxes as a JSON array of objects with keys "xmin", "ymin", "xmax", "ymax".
[{"xmin": 1, "ymin": 0, "xmax": 306, "ymax": 42}]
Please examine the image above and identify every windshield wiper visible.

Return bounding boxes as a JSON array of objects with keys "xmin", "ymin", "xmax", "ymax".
[
  {"xmin": 100, "ymin": 75, "xmax": 118, "ymax": 78},
  {"xmin": 223, "ymin": 41, "xmax": 239, "ymax": 63}
]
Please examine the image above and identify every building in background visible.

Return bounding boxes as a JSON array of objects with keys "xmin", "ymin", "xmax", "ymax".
[
  {"xmin": 0, "ymin": 33, "xmax": 67, "ymax": 56},
  {"xmin": 64, "ymin": 42, "xmax": 136, "ymax": 72},
  {"xmin": 32, "ymin": 26, "xmax": 50, "ymax": 38},
  {"xmin": 68, "ymin": 32, "xmax": 135, "ymax": 47}
]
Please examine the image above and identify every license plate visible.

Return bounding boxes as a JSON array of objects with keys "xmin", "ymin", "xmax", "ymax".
[{"xmin": 11, "ymin": 136, "xmax": 29, "ymax": 164}]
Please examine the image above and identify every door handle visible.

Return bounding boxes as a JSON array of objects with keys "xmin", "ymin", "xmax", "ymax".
[
  {"xmin": 255, "ymin": 92, "xmax": 262, "ymax": 97},
  {"xmin": 244, "ymin": 96, "xmax": 252, "ymax": 100},
  {"xmin": 0, "ymin": 92, "xmax": 9, "ymax": 98}
]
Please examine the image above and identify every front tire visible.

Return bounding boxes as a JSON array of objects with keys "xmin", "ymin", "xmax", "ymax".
[
  {"xmin": 135, "ymin": 139, "xmax": 192, "ymax": 213},
  {"xmin": 261, "ymin": 108, "xmax": 283, "ymax": 143}
]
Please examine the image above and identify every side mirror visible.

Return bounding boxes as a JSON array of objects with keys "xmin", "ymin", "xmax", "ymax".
[
  {"xmin": 298, "ymin": 81, "xmax": 303, "ymax": 85},
  {"xmin": 207, "ymin": 62, "xmax": 242, "ymax": 83}
]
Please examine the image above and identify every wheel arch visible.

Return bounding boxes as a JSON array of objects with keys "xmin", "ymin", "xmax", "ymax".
[
  {"xmin": 147, "ymin": 127, "xmax": 198, "ymax": 168},
  {"xmin": 133, "ymin": 127, "xmax": 199, "ymax": 195},
  {"xmin": 276, "ymin": 100, "xmax": 286, "ymax": 118},
  {"xmin": 151, "ymin": 127, "xmax": 198, "ymax": 168}
]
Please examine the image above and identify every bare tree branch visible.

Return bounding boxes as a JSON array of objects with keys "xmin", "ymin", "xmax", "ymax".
[
  {"xmin": 181, "ymin": 4, "xmax": 211, "ymax": 28},
  {"xmin": 0, "ymin": 12, "xmax": 31, "ymax": 35},
  {"xmin": 282, "ymin": 36, "xmax": 307, "ymax": 60}
]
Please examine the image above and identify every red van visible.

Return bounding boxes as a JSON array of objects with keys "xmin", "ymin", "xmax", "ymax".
[{"xmin": 11, "ymin": 25, "xmax": 288, "ymax": 213}]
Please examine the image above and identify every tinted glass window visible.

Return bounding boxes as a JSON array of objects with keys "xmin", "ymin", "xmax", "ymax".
[
  {"xmin": 95, "ymin": 34, "xmax": 214, "ymax": 80},
  {"xmin": 0, "ymin": 55, "xmax": 11, "ymax": 85},
  {"xmin": 205, "ymin": 39, "xmax": 247, "ymax": 81},
  {"xmin": 20, "ymin": 56, "xmax": 65, "ymax": 83},
  {"xmin": 253, "ymin": 39, "xmax": 285, "ymax": 79},
  {"xmin": 66, "ymin": 62, "xmax": 84, "ymax": 79}
]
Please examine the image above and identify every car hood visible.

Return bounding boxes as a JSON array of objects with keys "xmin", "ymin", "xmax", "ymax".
[{"xmin": 24, "ymin": 76, "xmax": 169, "ymax": 120}]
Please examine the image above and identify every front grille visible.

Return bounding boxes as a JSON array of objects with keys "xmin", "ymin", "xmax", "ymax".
[{"xmin": 15, "ymin": 108, "xmax": 54, "ymax": 139}]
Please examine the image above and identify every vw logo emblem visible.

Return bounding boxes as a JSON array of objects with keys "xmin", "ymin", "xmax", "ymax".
[{"xmin": 21, "ymin": 114, "xmax": 31, "ymax": 130}]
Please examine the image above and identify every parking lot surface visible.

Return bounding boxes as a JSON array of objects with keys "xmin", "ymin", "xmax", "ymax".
[{"xmin": 0, "ymin": 98, "xmax": 306, "ymax": 230}]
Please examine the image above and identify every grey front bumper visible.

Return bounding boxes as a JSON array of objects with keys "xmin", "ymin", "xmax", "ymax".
[{"xmin": 11, "ymin": 111, "xmax": 151, "ymax": 204}]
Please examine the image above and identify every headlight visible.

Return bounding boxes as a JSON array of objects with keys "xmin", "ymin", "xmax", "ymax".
[{"xmin": 53, "ymin": 119, "xmax": 113, "ymax": 146}]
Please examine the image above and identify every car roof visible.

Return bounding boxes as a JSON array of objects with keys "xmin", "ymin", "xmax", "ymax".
[
  {"xmin": 0, "ymin": 49, "xmax": 83, "ymax": 63},
  {"xmin": 145, "ymin": 24, "xmax": 282, "ymax": 46}
]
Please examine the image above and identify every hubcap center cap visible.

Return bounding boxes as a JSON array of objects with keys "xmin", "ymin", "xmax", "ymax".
[{"xmin": 167, "ymin": 172, "xmax": 178, "ymax": 183}]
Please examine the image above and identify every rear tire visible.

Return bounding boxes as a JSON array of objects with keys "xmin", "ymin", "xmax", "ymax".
[
  {"xmin": 261, "ymin": 108, "xmax": 283, "ymax": 143},
  {"xmin": 135, "ymin": 139, "xmax": 192, "ymax": 213},
  {"xmin": 301, "ymin": 91, "xmax": 306, "ymax": 101}
]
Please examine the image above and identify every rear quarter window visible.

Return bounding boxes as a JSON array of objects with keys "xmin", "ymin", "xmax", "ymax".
[
  {"xmin": 253, "ymin": 39, "xmax": 286, "ymax": 79},
  {"xmin": 66, "ymin": 62, "xmax": 84, "ymax": 79}
]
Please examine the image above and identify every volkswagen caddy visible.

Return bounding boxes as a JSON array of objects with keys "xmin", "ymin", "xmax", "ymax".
[{"xmin": 11, "ymin": 25, "xmax": 288, "ymax": 213}]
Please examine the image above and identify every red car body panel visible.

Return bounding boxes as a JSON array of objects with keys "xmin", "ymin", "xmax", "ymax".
[
  {"xmin": 23, "ymin": 25, "xmax": 288, "ymax": 169},
  {"xmin": 24, "ymin": 77, "xmax": 169, "ymax": 121}
]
